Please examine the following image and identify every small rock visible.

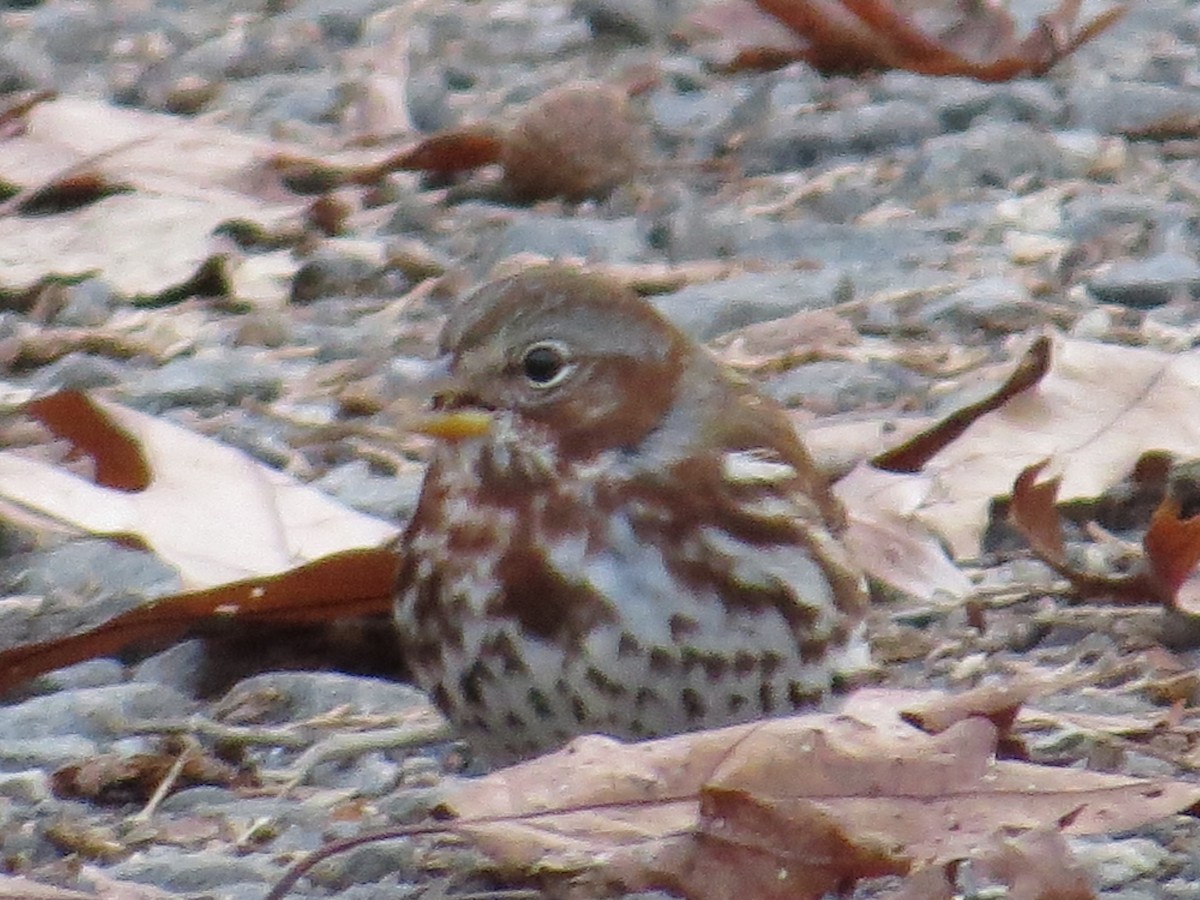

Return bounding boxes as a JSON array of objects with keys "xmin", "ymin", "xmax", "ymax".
[
  {"xmin": 903, "ymin": 122, "xmax": 1077, "ymax": 196},
  {"xmin": 763, "ymin": 360, "xmax": 926, "ymax": 414},
  {"xmin": 0, "ymin": 770, "xmax": 50, "ymax": 804},
  {"xmin": 131, "ymin": 640, "xmax": 210, "ymax": 697},
  {"xmin": 572, "ymin": 0, "xmax": 677, "ymax": 45},
  {"xmin": 0, "ymin": 683, "xmax": 196, "ymax": 741},
  {"xmin": 1087, "ymin": 253, "xmax": 1200, "ymax": 308},
  {"xmin": 486, "ymin": 213, "xmax": 646, "ymax": 265},
  {"xmin": 121, "ymin": 350, "xmax": 285, "ymax": 412},
  {"xmin": 1070, "ymin": 837, "xmax": 1170, "ymax": 890},
  {"xmin": 216, "ymin": 671, "xmax": 429, "ymax": 724},
  {"xmin": 1070, "ymin": 78, "xmax": 1200, "ymax": 136},
  {"xmin": 652, "ymin": 272, "xmax": 846, "ymax": 341},
  {"xmin": 311, "ymin": 460, "xmax": 424, "ymax": 523},
  {"xmin": 112, "ymin": 846, "xmax": 280, "ymax": 893}
]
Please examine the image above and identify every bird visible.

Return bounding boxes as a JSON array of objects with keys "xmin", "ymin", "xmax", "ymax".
[{"xmin": 394, "ymin": 264, "xmax": 870, "ymax": 763}]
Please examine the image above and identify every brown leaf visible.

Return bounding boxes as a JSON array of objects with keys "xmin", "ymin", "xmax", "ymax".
[
  {"xmin": 972, "ymin": 828, "xmax": 1097, "ymax": 900},
  {"xmin": 1007, "ymin": 462, "xmax": 1179, "ymax": 605},
  {"xmin": 836, "ymin": 462, "xmax": 972, "ymax": 602},
  {"xmin": 441, "ymin": 688, "xmax": 1200, "ymax": 898},
  {"xmin": 0, "ymin": 546, "xmax": 398, "ymax": 693},
  {"xmin": 276, "ymin": 82, "xmax": 641, "ymax": 204},
  {"xmin": 382, "ymin": 127, "xmax": 504, "ymax": 178},
  {"xmin": 0, "ymin": 392, "xmax": 398, "ymax": 588},
  {"xmin": 1143, "ymin": 497, "xmax": 1200, "ymax": 606},
  {"xmin": 0, "ymin": 97, "xmax": 309, "ymax": 299},
  {"xmin": 691, "ymin": 0, "xmax": 1126, "ymax": 81},
  {"xmin": 0, "ymin": 390, "xmax": 401, "ymax": 691},
  {"xmin": 26, "ymin": 391, "xmax": 150, "ymax": 491},
  {"xmin": 901, "ymin": 679, "xmax": 1040, "ymax": 736},
  {"xmin": 839, "ymin": 336, "xmax": 1200, "ymax": 560},
  {"xmin": 874, "ymin": 334, "xmax": 1052, "ymax": 474},
  {"xmin": 51, "ymin": 744, "xmax": 245, "ymax": 805}
]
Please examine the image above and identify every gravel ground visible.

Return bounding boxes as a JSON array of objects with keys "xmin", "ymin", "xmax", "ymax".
[{"xmin": 4, "ymin": 0, "xmax": 1200, "ymax": 897}]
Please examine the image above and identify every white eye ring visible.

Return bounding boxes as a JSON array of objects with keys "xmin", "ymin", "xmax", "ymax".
[{"xmin": 520, "ymin": 341, "xmax": 573, "ymax": 389}]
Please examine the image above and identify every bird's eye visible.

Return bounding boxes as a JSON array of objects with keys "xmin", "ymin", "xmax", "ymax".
[{"xmin": 520, "ymin": 342, "xmax": 571, "ymax": 388}]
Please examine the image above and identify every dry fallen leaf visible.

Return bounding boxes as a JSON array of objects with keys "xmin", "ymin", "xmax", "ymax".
[
  {"xmin": 0, "ymin": 390, "xmax": 401, "ymax": 691},
  {"xmin": 1007, "ymin": 460, "xmax": 1200, "ymax": 610},
  {"xmin": 0, "ymin": 391, "xmax": 397, "ymax": 588},
  {"xmin": 839, "ymin": 334, "xmax": 1200, "ymax": 561},
  {"xmin": 684, "ymin": 0, "xmax": 1126, "ymax": 81},
  {"xmin": 0, "ymin": 96, "xmax": 313, "ymax": 301},
  {"xmin": 439, "ymin": 688, "xmax": 1200, "ymax": 899}
]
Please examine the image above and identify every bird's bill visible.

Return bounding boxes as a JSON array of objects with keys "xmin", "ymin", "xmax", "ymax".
[{"xmin": 409, "ymin": 409, "xmax": 493, "ymax": 441}]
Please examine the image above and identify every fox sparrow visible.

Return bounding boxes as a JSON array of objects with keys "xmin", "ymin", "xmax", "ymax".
[{"xmin": 395, "ymin": 265, "xmax": 870, "ymax": 762}]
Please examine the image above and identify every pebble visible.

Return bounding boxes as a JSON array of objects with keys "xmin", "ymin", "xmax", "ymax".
[
  {"xmin": 121, "ymin": 349, "xmax": 286, "ymax": 413},
  {"xmin": 1087, "ymin": 252, "xmax": 1200, "ymax": 308}
]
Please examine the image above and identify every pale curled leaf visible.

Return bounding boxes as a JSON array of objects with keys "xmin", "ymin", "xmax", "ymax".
[
  {"xmin": 841, "ymin": 335, "xmax": 1200, "ymax": 560},
  {"xmin": 0, "ymin": 96, "xmax": 317, "ymax": 300},
  {"xmin": 0, "ymin": 392, "xmax": 397, "ymax": 588},
  {"xmin": 441, "ymin": 688, "xmax": 1200, "ymax": 899}
]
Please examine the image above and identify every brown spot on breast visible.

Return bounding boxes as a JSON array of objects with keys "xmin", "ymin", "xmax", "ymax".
[
  {"xmin": 799, "ymin": 635, "xmax": 829, "ymax": 663},
  {"xmin": 681, "ymin": 688, "xmax": 706, "ymax": 721},
  {"xmin": 618, "ymin": 632, "xmax": 642, "ymax": 657},
  {"xmin": 570, "ymin": 694, "xmax": 588, "ymax": 723},
  {"xmin": 788, "ymin": 682, "xmax": 823, "ymax": 708},
  {"xmin": 505, "ymin": 711, "xmax": 527, "ymax": 730},
  {"xmin": 585, "ymin": 666, "xmax": 626, "ymax": 697},
  {"xmin": 669, "ymin": 613, "xmax": 699, "ymax": 641},
  {"xmin": 649, "ymin": 647, "xmax": 675, "ymax": 674},
  {"xmin": 635, "ymin": 687, "xmax": 657, "ymax": 709},
  {"xmin": 459, "ymin": 661, "xmax": 492, "ymax": 706},
  {"xmin": 760, "ymin": 651, "xmax": 782, "ymax": 677},
  {"xmin": 489, "ymin": 548, "xmax": 617, "ymax": 646},
  {"xmin": 758, "ymin": 682, "xmax": 776, "ymax": 714},
  {"xmin": 733, "ymin": 650, "xmax": 756, "ymax": 677},
  {"xmin": 703, "ymin": 655, "xmax": 728, "ymax": 682},
  {"xmin": 483, "ymin": 631, "xmax": 529, "ymax": 676},
  {"xmin": 431, "ymin": 682, "xmax": 454, "ymax": 716},
  {"xmin": 527, "ymin": 688, "xmax": 553, "ymax": 719}
]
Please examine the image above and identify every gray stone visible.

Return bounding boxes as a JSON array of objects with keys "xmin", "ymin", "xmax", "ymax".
[
  {"xmin": 29, "ymin": 1, "xmax": 112, "ymax": 65},
  {"xmin": 0, "ymin": 770, "xmax": 49, "ymax": 804},
  {"xmin": 27, "ymin": 353, "xmax": 126, "ymax": 392},
  {"xmin": 131, "ymin": 639, "xmax": 209, "ymax": 697},
  {"xmin": 311, "ymin": 460, "xmax": 424, "ymax": 523},
  {"xmin": 56, "ymin": 278, "xmax": 115, "ymax": 326},
  {"xmin": 290, "ymin": 251, "xmax": 381, "ymax": 304},
  {"xmin": 651, "ymin": 272, "xmax": 847, "ymax": 342},
  {"xmin": 112, "ymin": 847, "xmax": 280, "ymax": 892},
  {"xmin": 913, "ymin": 276, "xmax": 1038, "ymax": 334},
  {"xmin": 1071, "ymin": 837, "xmax": 1170, "ymax": 890},
  {"xmin": 1087, "ymin": 253, "xmax": 1200, "ymax": 308},
  {"xmin": 745, "ymin": 100, "xmax": 940, "ymax": 174},
  {"xmin": 1070, "ymin": 79, "xmax": 1200, "ymax": 135},
  {"xmin": 903, "ymin": 122, "xmax": 1076, "ymax": 197},
  {"xmin": 216, "ymin": 672, "xmax": 428, "ymax": 724},
  {"xmin": 763, "ymin": 360, "xmax": 926, "ymax": 413},
  {"xmin": 0, "ymin": 683, "xmax": 196, "ymax": 741},
  {"xmin": 0, "ymin": 736, "xmax": 98, "ymax": 771},
  {"xmin": 484, "ymin": 214, "xmax": 647, "ymax": 266},
  {"xmin": 0, "ymin": 541, "xmax": 181, "ymax": 650},
  {"xmin": 121, "ymin": 349, "xmax": 285, "ymax": 412},
  {"xmin": 573, "ymin": 0, "xmax": 678, "ymax": 44},
  {"xmin": 33, "ymin": 658, "xmax": 125, "ymax": 693},
  {"xmin": 304, "ymin": 839, "xmax": 417, "ymax": 891}
]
